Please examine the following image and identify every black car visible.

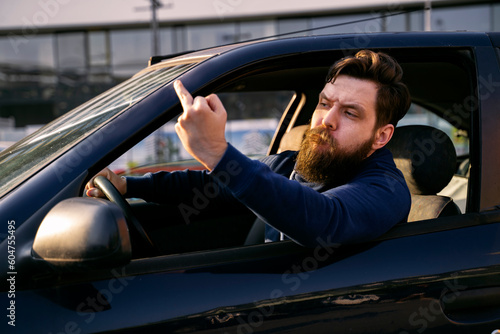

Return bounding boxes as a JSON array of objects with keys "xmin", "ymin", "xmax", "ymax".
[{"xmin": 2, "ymin": 32, "xmax": 500, "ymax": 333}]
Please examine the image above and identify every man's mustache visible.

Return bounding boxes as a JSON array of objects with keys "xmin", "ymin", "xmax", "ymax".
[{"xmin": 305, "ymin": 126, "xmax": 336, "ymax": 148}]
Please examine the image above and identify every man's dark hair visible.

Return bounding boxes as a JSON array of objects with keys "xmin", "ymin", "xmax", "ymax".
[{"xmin": 326, "ymin": 50, "xmax": 411, "ymax": 127}]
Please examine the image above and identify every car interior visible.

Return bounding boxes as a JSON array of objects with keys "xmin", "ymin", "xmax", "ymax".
[{"xmin": 115, "ymin": 47, "xmax": 475, "ymax": 258}]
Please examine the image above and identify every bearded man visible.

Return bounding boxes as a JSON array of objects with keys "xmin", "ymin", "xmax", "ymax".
[{"xmin": 87, "ymin": 50, "xmax": 411, "ymax": 247}]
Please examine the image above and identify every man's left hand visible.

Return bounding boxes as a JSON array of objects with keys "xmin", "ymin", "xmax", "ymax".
[{"xmin": 174, "ymin": 80, "xmax": 228, "ymax": 170}]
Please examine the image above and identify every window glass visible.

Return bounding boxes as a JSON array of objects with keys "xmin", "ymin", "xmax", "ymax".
[
  {"xmin": 408, "ymin": 11, "xmax": 425, "ymax": 31},
  {"xmin": 221, "ymin": 91, "xmax": 293, "ymax": 156},
  {"xmin": 0, "ymin": 34, "xmax": 54, "ymax": 68},
  {"xmin": 88, "ymin": 31, "xmax": 113, "ymax": 85},
  {"xmin": 432, "ymin": 4, "xmax": 490, "ymax": 31},
  {"xmin": 0, "ymin": 63, "xmax": 198, "ymax": 197},
  {"xmin": 494, "ymin": 4, "xmax": 500, "ymax": 31},
  {"xmin": 311, "ymin": 14, "xmax": 383, "ymax": 35},
  {"xmin": 56, "ymin": 32, "xmax": 86, "ymax": 72},
  {"xmin": 399, "ymin": 104, "xmax": 469, "ymax": 157},
  {"xmin": 186, "ymin": 23, "xmax": 237, "ymax": 50},
  {"xmin": 239, "ymin": 21, "xmax": 275, "ymax": 41},
  {"xmin": 383, "ymin": 10, "xmax": 424, "ymax": 32},
  {"xmin": 89, "ymin": 31, "xmax": 109, "ymax": 68},
  {"xmin": 111, "ymin": 91, "xmax": 294, "ymax": 173},
  {"xmin": 111, "ymin": 29, "xmax": 151, "ymax": 78},
  {"xmin": 172, "ymin": 26, "xmax": 187, "ymax": 53},
  {"xmin": 398, "ymin": 103, "xmax": 469, "ymax": 212},
  {"xmin": 160, "ymin": 27, "xmax": 174, "ymax": 56},
  {"xmin": 384, "ymin": 11, "xmax": 406, "ymax": 32},
  {"xmin": 277, "ymin": 18, "xmax": 311, "ymax": 37}
]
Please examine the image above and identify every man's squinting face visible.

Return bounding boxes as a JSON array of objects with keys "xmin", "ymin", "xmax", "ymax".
[
  {"xmin": 310, "ymin": 75, "xmax": 379, "ymax": 154},
  {"xmin": 295, "ymin": 75, "xmax": 382, "ymax": 185}
]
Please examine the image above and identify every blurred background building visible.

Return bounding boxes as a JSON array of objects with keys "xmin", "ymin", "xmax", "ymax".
[{"xmin": 0, "ymin": 0, "xmax": 498, "ymax": 148}]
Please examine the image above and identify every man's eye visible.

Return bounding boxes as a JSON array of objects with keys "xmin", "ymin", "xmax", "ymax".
[
  {"xmin": 345, "ymin": 110, "xmax": 357, "ymax": 117},
  {"xmin": 319, "ymin": 102, "xmax": 329, "ymax": 108}
]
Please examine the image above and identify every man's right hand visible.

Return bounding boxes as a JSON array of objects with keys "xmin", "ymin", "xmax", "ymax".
[{"xmin": 85, "ymin": 167, "xmax": 127, "ymax": 198}]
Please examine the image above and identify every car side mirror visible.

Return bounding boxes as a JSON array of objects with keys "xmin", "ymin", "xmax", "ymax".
[{"xmin": 32, "ymin": 198, "xmax": 131, "ymax": 269}]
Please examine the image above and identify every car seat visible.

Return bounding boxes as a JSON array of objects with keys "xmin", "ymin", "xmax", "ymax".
[
  {"xmin": 277, "ymin": 125, "xmax": 309, "ymax": 153},
  {"xmin": 385, "ymin": 125, "xmax": 461, "ymax": 221}
]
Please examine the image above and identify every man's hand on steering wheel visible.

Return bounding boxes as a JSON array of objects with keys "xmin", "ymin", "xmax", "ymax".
[
  {"xmin": 86, "ymin": 167, "xmax": 126, "ymax": 198},
  {"xmin": 86, "ymin": 168, "xmax": 157, "ymax": 257}
]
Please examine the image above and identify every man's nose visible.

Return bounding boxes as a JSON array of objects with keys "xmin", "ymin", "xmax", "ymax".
[{"xmin": 322, "ymin": 107, "xmax": 339, "ymax": 130}]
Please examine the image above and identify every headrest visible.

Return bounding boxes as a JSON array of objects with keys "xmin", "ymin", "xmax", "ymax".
[
  {"xmin": 387, "ymin": 125, "xmax": 457, "ymax": 195},
  {"xmin": 278, "ymin": 124, "xmax": 309, "ymax": 153}
]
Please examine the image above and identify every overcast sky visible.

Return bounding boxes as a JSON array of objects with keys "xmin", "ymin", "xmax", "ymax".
[{"xmin": 0, "ymin": 0, "xmax": 436, "ymax": 30}]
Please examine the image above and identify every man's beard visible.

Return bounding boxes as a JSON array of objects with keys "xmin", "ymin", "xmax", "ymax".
[{"xmin": 294, "ymin": 126, "xmax": 375, "ymax": 186}]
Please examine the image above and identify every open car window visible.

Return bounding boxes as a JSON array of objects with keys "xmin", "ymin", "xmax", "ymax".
[
  {"xmin": 111, "ymin": 91, "xmax": 295, "ymax": 174},
  {"xmin": 400, "ymin": 104, "xmax": 469, "ymax": 158},
  {"xmin": 99, "ymin": 46, "xmax": 477, "ymax": 259}
]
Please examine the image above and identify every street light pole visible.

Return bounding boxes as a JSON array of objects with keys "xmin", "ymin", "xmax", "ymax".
[
  {"xmin": 135, "ymin": 0, "xmax": 173, "ymax": 56},
  {"xmin": 151, "ymin": 0, "xmax": 161, "ymax": 56},
  {"xmin": 424, "ymin": 0, "xmax": 432, "ymax": 31}
]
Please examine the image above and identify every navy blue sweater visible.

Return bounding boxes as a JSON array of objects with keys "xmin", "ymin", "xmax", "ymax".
[{"xmin": 126, "ymin": 144, "xmax": 410, "ymax": 247}]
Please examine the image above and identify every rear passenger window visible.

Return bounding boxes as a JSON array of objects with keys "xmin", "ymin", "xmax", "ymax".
[{"xmin": 400, "ymin": 104, "xmax": 469, "ymax": 158}]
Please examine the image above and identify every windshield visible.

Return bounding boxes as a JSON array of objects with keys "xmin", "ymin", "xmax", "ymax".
[{"xmin": 0, "ymin": 62, "xmax": 199, "ymax": 197}]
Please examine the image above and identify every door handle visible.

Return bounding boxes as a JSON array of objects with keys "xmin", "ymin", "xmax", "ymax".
[{"xmin": 441, "ymin": 286, "xmax": 500, "ymax": 324}]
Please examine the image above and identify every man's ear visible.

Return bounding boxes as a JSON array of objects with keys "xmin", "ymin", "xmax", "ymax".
[{"xmin": 372, "ymin": 124, "xmax": 394, "ymax": 151}]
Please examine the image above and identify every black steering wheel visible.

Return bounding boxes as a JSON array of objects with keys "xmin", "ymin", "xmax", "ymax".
[{"xmin": 94, "ymin": 175, "xmax": 157, "ymax": 256}]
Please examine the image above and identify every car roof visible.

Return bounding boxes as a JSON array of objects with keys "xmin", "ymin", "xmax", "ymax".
[{"xmin": 150, "ymin": 31, "xmax": 493, "ymax": 67}]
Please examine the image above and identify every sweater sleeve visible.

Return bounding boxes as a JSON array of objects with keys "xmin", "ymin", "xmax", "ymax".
[
  {"xmin": 210, "ymin": 144, "xmax": 411, "ymax": 247},
  {"xmin": 125, "ymin": 163, "xmax": 243, "ymax": 222}
]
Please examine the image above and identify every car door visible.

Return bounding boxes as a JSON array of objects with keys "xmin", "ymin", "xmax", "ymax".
[{"xmin": 9, "ymin": 210, "xmax": 500, "ymax": 333}]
